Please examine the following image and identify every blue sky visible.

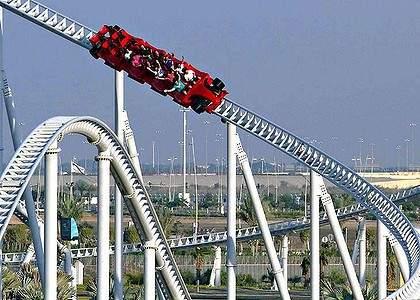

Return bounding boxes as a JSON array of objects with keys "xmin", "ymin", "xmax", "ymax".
[{"xmin": 3, "ymin": 1, "xmax": 420, "ymax": 168}]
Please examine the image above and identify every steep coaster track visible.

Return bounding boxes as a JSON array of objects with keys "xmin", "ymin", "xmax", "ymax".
[
  {"xmin": 0, "ymin": 116, "xmax": 190, "ymax": 300},
  {"xmin": 214, "ymin": 98, "xmax": 420, "ymax": 299}
]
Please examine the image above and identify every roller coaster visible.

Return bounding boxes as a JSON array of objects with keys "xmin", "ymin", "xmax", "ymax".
[{"xmin": 0, "ymin": 0, "xmax": 419, "ymax": 299}]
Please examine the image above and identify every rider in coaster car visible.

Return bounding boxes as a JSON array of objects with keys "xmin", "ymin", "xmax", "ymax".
[
  {"xmin": 164, "ymin": 72, "xmax": 187, "ymax": 95},
  {"xmin": 147, "ymin": 50, "xmax": 165, "ymax": 79}
]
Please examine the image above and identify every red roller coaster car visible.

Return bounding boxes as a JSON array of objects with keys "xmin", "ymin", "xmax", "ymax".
[{"xmin": 89, "ymin": 25, "xmax": 228, "ymax": 113}]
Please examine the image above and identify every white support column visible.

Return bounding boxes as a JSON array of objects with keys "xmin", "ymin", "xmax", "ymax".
[
  {"xmin": 114, "ymin": 70, "xmax": 124, "ymax": 300},
  {"xmin": 0, "ymin": 240, "xmax": 2, "ymax": 300},
  {"xmin": 319, "ymin": 180, "xmax": 363, "ymax": 300},
  {"xmin": 0, "ymin": 10, "xmax": 45, "ymax": 286},
  {"xmin": 388, "ymin": 232, "xmax": 409, "ymax": 282},
  {"xmin": 377, "ymin": 220, "xmax": 387, "ymax": 299},
  {"xmin": 358, "ymin": 217, "xmax": 366, "ymax": 287},
  {"xmin": 44, "ymin": 141, "xmax": 59, "ymax": 300},
  {"xmin": 281, "ymin": 235, "xmax": 288, "ymax": 282},
  {"xmin": 310, "ymin": 170, "xmax": 320, "ymax": 300},
  {"xmin": 96, "ymin": 151, "xmax": 112, "ymax": 300},
  {"xmin": 182, "ymin": 108, "xmax": 188, "ymax": 205},
  {"xmin": 234, "ymin": 134, "xmax": 290, "ymax": 300},
  {"xmin": 0, "ymin": 8, "xmax": 4, "ymax": 171},
  {"xmin": 227, "ymin": 122, "xmax": 236, "ymax": 299},
  {"xmin": 214, "ymin": 246, "xmax": 222, "ymax": 287},
  {"xmin": 144, "ymin": 241, "xmax": 157, "ymax": 300}
]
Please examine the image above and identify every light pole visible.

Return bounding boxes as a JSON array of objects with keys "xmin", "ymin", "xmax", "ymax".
[
  {"xmin": 168, "ymin": 156, "xmax": 177, "ymax": 202},
  {"xmin": 204, "ymin": 120, "xmax": 210, "ymax": 176},
  {"xmin": 152, "ymin": 141, "xmax": 155, "ymax": 171},
  {"xmin": 396, "ymin": 145, "xmax": 401, "ymax": 171},
  {"xmin": 404, "ymin": 138, "xmax": 410, "ymax": 171},
  {"xmin": 297, "ymin": 173, "xmax": 309, "ymax": 219},
  {"xmin": 369, "ymin": 143, "xmax": 375, "ymax": 173},
  {"xmin": 260, "ymin": 158, "xmax": 265, "ymax": 174},
  {"xmin": 409, "ymin": 123, "xmax": 416, "ymax": 167},
  {"xmin": 358, "ymin": 138, "xmax": 364, "ymax": 172},
  {"xmin": 155, "ymin": 130, "xmax": 161, "ymax": 175}
]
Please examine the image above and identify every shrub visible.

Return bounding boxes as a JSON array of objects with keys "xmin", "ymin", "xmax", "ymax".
[
  {"xmin": 125, "ymin": 271, "xmax": 143, "ymax": 285},
  {"xmin": 237, "ymin": 274, "xmax": 257, "ymax": 287},
  {"xmin": 181, "ymin": 270, "xmax": 195, "ymax": 285}
]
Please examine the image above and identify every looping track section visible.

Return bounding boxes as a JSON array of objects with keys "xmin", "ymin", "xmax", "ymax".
[
  {"xmin": 215, "ymin": 98, "xmax": 420, "ymax": 299},
  {"xmin": 0, "ymin": 116, "xmax": 190, "ymax": 300}
]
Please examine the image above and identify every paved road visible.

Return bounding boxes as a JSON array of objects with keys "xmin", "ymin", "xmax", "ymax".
[{"xmin": 190, "ymin": 288, "xmax": 310, "ymax": 299}]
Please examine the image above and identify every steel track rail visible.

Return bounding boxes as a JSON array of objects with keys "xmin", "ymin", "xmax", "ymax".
[
  {"xmin": 0, "ymin": 116, "xmax": 190, "ymax": 300},
  {"xmin": 0, "ymin": 0, "xmax": 95, "ymax": 49},
  {"xmin": 213, "ymin": 98, "xmax": 420, "ymax": 299}
]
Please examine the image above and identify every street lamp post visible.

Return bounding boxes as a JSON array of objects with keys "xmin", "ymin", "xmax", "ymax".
[
  {"xmin": 204, "ymin": 120, "xmax": 210, "ymax": 176},
  {"xmin": 358, "ymin": 138, "xmax": 364, "ymax": 172},
  {"xmin": 409, "ymin": 123, "xmax": 416, "ymax": 167},
  {"xmin": 168, "ymin": 156, "xmax": 177, "ymax": 202},
  {"xmin": 396, "ymin": 145, "xmax": 401, "ymax": 171},
  {"xmin": 404, "ymin": 139, "xmax": 410, "ymax": 171}
]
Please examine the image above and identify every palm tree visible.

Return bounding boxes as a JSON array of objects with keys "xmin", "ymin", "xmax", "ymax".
[
  {"xmin": 321, "ymin": 279, "xmax": 377, "ymax": 300},
  {"xmin": 238, "ymin": 196, "xmax": 260, "ymax": 255},
  {"xmin": 58, "ymin": 195, "xmax": 84, "ymax": 221},
  {"xmin": 4, "ymin": 224, "xmax": 31, "ymax": 252},
  {"xmin": 321, "ymin": 279, "xmax": 352, "ymax": 299},
  {"xmin": 238, "ymin": 196, "xmax": 257, "ymax": 226},
  {"xmin": 299, "ymin": 230, "xmax": 310, "ymax": 251},
  {"xmin": 300, "ymin": 251, "xmax": 310, "ymax": 288},
  {"xmin": 1, "ymin": 267, "xmax": 20, "ymax": 299},
  {"xmin": 193, "ymin": 247, "xmax": 205, "ymax": 292},
  {"xmin": 14, "ymin": 264, "xmax": 75, "ymax": 300},
  {"xmin": 157, "ymin": 206, "xmax": 177, "ymax": 237},
  {"xmin": 387, "ymin": 246, "xmax": 398, "ymax": 290}
]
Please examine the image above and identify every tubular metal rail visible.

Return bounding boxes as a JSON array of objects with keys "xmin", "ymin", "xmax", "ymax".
[
  {"xmin": 214, "ymin": 98, "xmax": 420, "ymax": 299},
  {"xmin": 0, "ymin": 0, "xmax": 95, "ymax": 49},
  {"xmin": 0, "ymin": 117, "xmax": 190, "ymax": 300}
]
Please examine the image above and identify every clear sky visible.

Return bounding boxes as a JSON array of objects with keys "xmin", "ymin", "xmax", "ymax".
[{"xmin": 3, "ymin": 1, "xmax": 420, "ymax": 168}]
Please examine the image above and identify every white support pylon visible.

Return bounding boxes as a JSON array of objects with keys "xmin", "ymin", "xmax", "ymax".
[
  {"xmin": 215, "ymin": 246, "xmax": 222, "ymax": 287},
  {"xmin": 377, "ymin": 220, "xmax": 387, "ymax": 299},
  {"xmin": 318, "ymin": 178, "xmax": 364, "ymax": 300},
  {"xmin": 388, "ymin": 232, "xmax": 409, "ymax": 282},
  {"xmin": 44, "ymin": 141, "xmax": 59, "ymax": 300},
  {"xmin": 114, "ymin": 70, "xmax": 124, "ymax": 300},
  {"xmin": 96, "ymin": 151, "xmax": 112, "ymax": 300},
  {"xmin": 310, "ymin": 170, "xmax": 320, "ymax": 300},
  {"xmin": 281, "ymin": 235, "xmax": 288, "ymax": 283},
  {"xmin": 144, "ymin": 241, "xmax": 157, "ymax": 300},
  {"xmin": 0, "ymin": 12, "xmax": 46, "ymax": 286},
  {"xmin": 233, "ymin": 133, "xmax": 290, "ymax": 300},
  {"xmin": 226, "ymin": 122, "xmax": 237, "ymax": 299},
  {"xmin": 358, "ymin": 217, "xmax": 366, "ymax": 287}
]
